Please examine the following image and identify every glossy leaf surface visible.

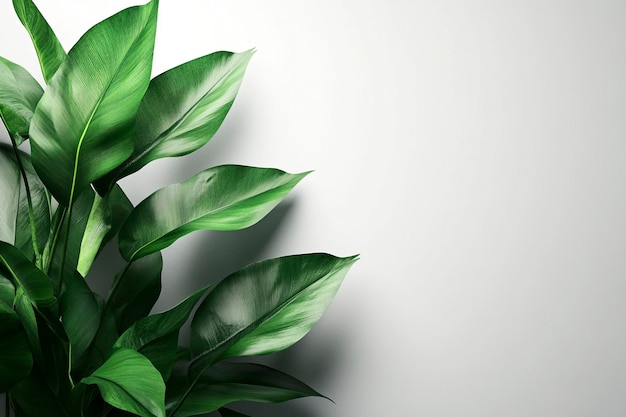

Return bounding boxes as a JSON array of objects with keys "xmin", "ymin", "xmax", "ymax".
[
  {"xmin": 115, "ymin": 286, "xmax": 208, "ymax": 379},
  {"xmin": 190, "ymin": 254, "xmax": 357, "ymax": 370},
  {"xmin": 0, "ymin": 241, "xmax": 54, "ymax": 307},
  {"xmin": 83, "ymin": 348, "xmax": 166, "ymax": 417},
  {"xmin": 12, "ymin": 0, "xmax": 66, "ymax": 83},
  {"xmin": 29, "ymin": 0, "xmax": 158, "ymax": 205},
  {"xmin": 119, "ymin": 165, "xmax": 309, "ymax": 260},
  {"xmin": 0, "ymin": 56, "xmax": 42, "ymax": 143},
  {"xmin": 99, "ymin": 50, "xmax": 253, "ymax": 189},
  {"xmin": 167, "ymin": 362, "xmax": 323, "ymax": 416}
]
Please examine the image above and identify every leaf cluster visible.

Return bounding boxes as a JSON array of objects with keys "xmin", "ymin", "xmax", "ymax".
[{"xmin": 0, "ymin": 1, "xmax": 357, "ymax": 416}]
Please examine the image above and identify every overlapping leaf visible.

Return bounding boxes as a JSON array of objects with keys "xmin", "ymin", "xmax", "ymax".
[
  {"xmin": 12, "ymin": 0, "xmax": 66, "ymax": 83},
  {"xmin": 0, "ymin": 56, "xmax": 43, "ymax": 144},
  {"xmin": 0, "ymin": 241, "xmax": 54, "ymax": 307},
  {"xmin": 166, "ymin": 362, "xmax": 324, "ymax": 417},
  {"xmin": 30, "ymin": 0, "xmax": 158, "ymax": 205},
  {"xmin": 97, "ymin": 50, "xmax": 254, "ymax": 192},
  {"xmin": 82, "ymin": 348, "xmax": 166, "ymax": 417},
  {"xmin": 0, "ymin": 281, "xmax": 32, "ymax": 392},
  {"xmin": 119, "ymin": 165, "xmax": 309, "ymax": 261},
  {"xmin": 190, "ymin": 254, "xmax": 357, "ymax": 372}
]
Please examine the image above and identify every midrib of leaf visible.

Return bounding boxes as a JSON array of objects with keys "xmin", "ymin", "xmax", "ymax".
[
  {"xmin": 118, "ymin": 62, "xmax": 240, "ymax": 176},
  {"xmin": 128, "ymin": 180, "xmax": 298, "ymax": 261}
]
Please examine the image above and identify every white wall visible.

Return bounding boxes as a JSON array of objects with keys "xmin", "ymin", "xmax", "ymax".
[{"xmin": 2, "ymin": 1, "xmax": 626, "ymax": 416}]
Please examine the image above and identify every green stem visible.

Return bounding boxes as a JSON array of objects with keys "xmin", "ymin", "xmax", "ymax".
[{"xmin": 8, "ymin": 134, "xmax": 42, "ymax": 267}]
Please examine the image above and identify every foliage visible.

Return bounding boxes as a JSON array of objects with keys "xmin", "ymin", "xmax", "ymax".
[{"xmin": 0, "ymin": 1, "xmax": 357, "ymax": 416}]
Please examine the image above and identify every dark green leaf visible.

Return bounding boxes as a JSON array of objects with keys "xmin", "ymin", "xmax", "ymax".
[
  {"xmin": 0, "ymin": 308, "xmax": 32, "ymax": 392},
  {"xmin": 114, "ymin": 286, "xmax": 209, "ymax": 379},
  {"xmin": 10, "ymin": 372, "xmax": 69, "ymax": 416},
  {"xmin": 107, "ymin": 252, "xmax": 163, "ymax": 333},
  {"xmin": 119, "ymin": 165, "xmax": 309, "ymax": 261},
  {"xmin": 14, "ymin": 287, "xmax": 42, "ymax": 363},
  {"xmin": 98, "ymin": 50, "xmax": 254, "ymax": 191},
  {"xmin": 60, "ymin": 272, "xmax": 101, "ymax": 369},
  {"xmin": 0, "ymin": 274, "xmax": 14, "ymax": 308},
  {"xmin": 29, "ymin": 0, "xmax": 158, "ymax": 205},
  {"xmin": 190, "ymin": 254, "xmax": 357, "ymax": 370},
  {"xmin": 219, "ymin": 408, "xmax": 251, "ymax": 417},
  {"xmin": 0, "ymin": 241, "xmax": 54, "ymax": 307},
  {"xmin": 82, "ymin": 348, "xmax": 166, "ymax": 417},
  {"xmin": 12, "ymin": 0, "xmax": 66, "ymax": 83},
  {"xmin": 167, "ymin": 362, "xmax": 323, "ymax": 417},
  {"xmin": 0, "ymin": 56, "xmax": 43, "ymax": 144}
]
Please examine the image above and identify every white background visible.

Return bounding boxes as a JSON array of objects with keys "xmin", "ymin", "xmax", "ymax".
[{"xmin": 2, "ymin": 1, "xmax": 626, "ymax": 416}]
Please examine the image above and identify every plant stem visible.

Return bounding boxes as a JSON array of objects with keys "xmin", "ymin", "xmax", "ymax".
[{"xmin": 8, "ymin": 134, "xmax": 42, "ymax": 267}]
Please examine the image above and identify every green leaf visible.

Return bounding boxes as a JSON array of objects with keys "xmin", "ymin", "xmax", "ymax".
[
  {"xmin": 29, "ymin": 0, "xmax": 159, "ymax": 206},
  {"xmin": 0, "ymin": 241, "xmax": 54, "ymax": 307},
  {"xmin": 219, "ymin": 408, "xmax": 251, "ymax": 417},
  {"xmin": 97, "ymin": 50, "xmax": 254, "ymax": 191},
  {"xmin": 10, "ymin": 372, "xmax": 69, "ymax": 416},
  {"xmin": 0, "ymin": 308, "xmax": 32, "ymax": 392},
  {"xmin": 76, "ymin": 191, "xmax": 112, "ymax": 276},
  {"xmin": 119, "ymin": 165, "xmax": 309, "ymax": 261},
  {"xmin": 0, "ymin": 275, "xmax": 14, "ymax": 308},
  {"xmin": 0, "ymin": 144, "xmax": 51, "ymax": 260},
  {"xmin": 190, "ymin": 254, "xmax": 357, "ymax": 370},
  {"xmin": 60, "ymin": 271, "xmax": 101, "ymax": 369},
  {"xmin": 0, "ymin": 56, "xmax": 43, "ymax": 144},
  {"xmin": 12, "ymin": 0, "xmax": 66, "ymax": 83},
  {"xmin": 82, "ymin": 348, "xmax": 166, "ymax": 417},
  {"xmin": 114, "ymin": 286, "xmax": 209, "ymax": 379},
  {"xmin": 107, "ymin": 252, "xmax": 163, "ymax": 333},
  {"xmin": 0, "ymin": 149, "xmax": 21, "ymax": 245},
  {"xmin": 14, "ymin": 287, "xmax": 43, "ymax": 363},
  {"xmin": 166, "ymin": 362, "xmax": 323, "ymax": 417}
]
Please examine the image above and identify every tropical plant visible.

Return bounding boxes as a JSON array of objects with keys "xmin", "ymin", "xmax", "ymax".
[{"xmin": 0, "ymin": 0, "xmax": 357, "ymax": 416}]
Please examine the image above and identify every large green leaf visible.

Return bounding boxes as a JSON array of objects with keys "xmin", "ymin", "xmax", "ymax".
[
  {"xmin": 0, "ymin": 144, "xmax": 51, "ymax": 260},
  {"xmin": 119, "ymin": 165, "xmax": 309, "ymax": 261},
  {"xmin": 29, "ymin": 0, "xmax": 159, "ymax": 206},
  {"xmin": 166, "ymin": 362, "xmax": 323, "ymax": 417},
  {"xmin": 12, "ymin": 0, "xmax": 66, "ymax": 83},
  {"xmin": 0, "ymin": 241, "xmax": 54, "ymax": 307},
  {"xmin": 0, "ymin": 305, "xmax": 32, "ymax": 392},
  {"xmin": 0, "ymin": 56, "xmax": 43, "ymax": 144},
  {"xmin": 114, "ymin": 286, "xmax": 209, "ymax": 379},
  {"xmin": 82, "ymin": 348, "xmax": 166, "ymax": 417},
  {"xmin": 60, "ymin": 271, "xmax": 101, "ymax": 369},
  {"xmin": 107, "ymin": 252, "xmax": 163, "ymax": 333},
  {"xmin": 97, "ymin": 50, "xmax": 254, "ymax": 192},
  {"xmin": 190, "ymin": 254, "xmax": 357, "ymax": 371},
  {"xmin": 0, "ymin": 149, "xmax": 21, "ymax": 245}
]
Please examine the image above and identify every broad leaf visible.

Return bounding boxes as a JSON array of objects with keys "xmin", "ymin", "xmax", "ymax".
[
  {"xmin": 0, "ymin": 307, "xmax": 32, "ymax": 392},
  {"xmin": 0, "ymin": 56, "xmax": 43, "ymax": 144},
  {"xmin": 0, "ymin": 275, "xmax": 14, "ymax": 308},
  {"xmin": 166, "ymin": 362, "xmax": 323, "ymax": 417},
  {"xmin": 30, "ymin": 0, "xmax": 158, "ymax": 205},
  {"xmin": 60, "ymin": 271, "xmax": 101, "ymax": 369},
  {"xmin": 115, "ymin": 286, "xmax": 208, "ymax": 379},
  {"xmin": 0, "ymin": 241, "xmax": 54, "ymax": 307},
  {"xmin": 119, "ymin": 165, "xmax": 309, "ymax": 261},
  {"xmin": 98, "ymin": 50, "xmax": 254, "ymax": 191},
  {"xmin": 14, "ymin": 287, "xmax": 42, "ymax": 364},
  {"xmin": 190, "ymin": 254, "xmax": 357, "ymax": 371},
  {"xmin": 12, "ymin": 0, "xmax": 66, "ymax": 83},
  {"xmin": 82, "ymin": 348, "xmax": 166, "ymax": 417},
  {"xmin": 0, "ymin": 144, "xmax": 51, "ymax": 260},
  {"xmin": 107, "ymin": 252, "xmax": 163, "ymax": 333}
]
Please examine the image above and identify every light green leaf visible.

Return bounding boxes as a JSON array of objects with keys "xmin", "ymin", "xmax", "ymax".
[
  {"xmin": 0, "ymin": 149, "xmax": 21, "ymax": 245},
  {"xmin": 29, "ymin": 0, "xmax": 158, "ymax": 206},
  {"xmin": 119, "ymin": 165, "xmax": 309, "ymax": 261},
  {"xmin": 0, "ymin": 56, "xmax": 43, "ymax": 144},
  {"xmin": 190, "ymin": 254, "xmax": 357, "ymax": 371},
  {"xmin": 114, "ymin": 285, "xmax": 208, "ymax": 379},
  {"xmin": 12, "ymin": 0, "xmax": 66, "ymax": 83},
  {"xmin": 0, "ymin": 241, "xmax": 54, "ymax": 307},
  {"xmin": 82, "ymin": 348, "xmax": 166, "ymax": 417},
  {"xmin": 77, "ymin": 191, "xmax": 112, "ymax": 276},
  {"xmin": 97, "ymin": 50, "xmax": 254, "ymax": 191},
  {"xmin": 107, "ymin": 252, "xmax": 163, "ymax": 333},
  {"xmin": 166, "ymin": 362, "xmax": 323, "ymax": 417}
]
